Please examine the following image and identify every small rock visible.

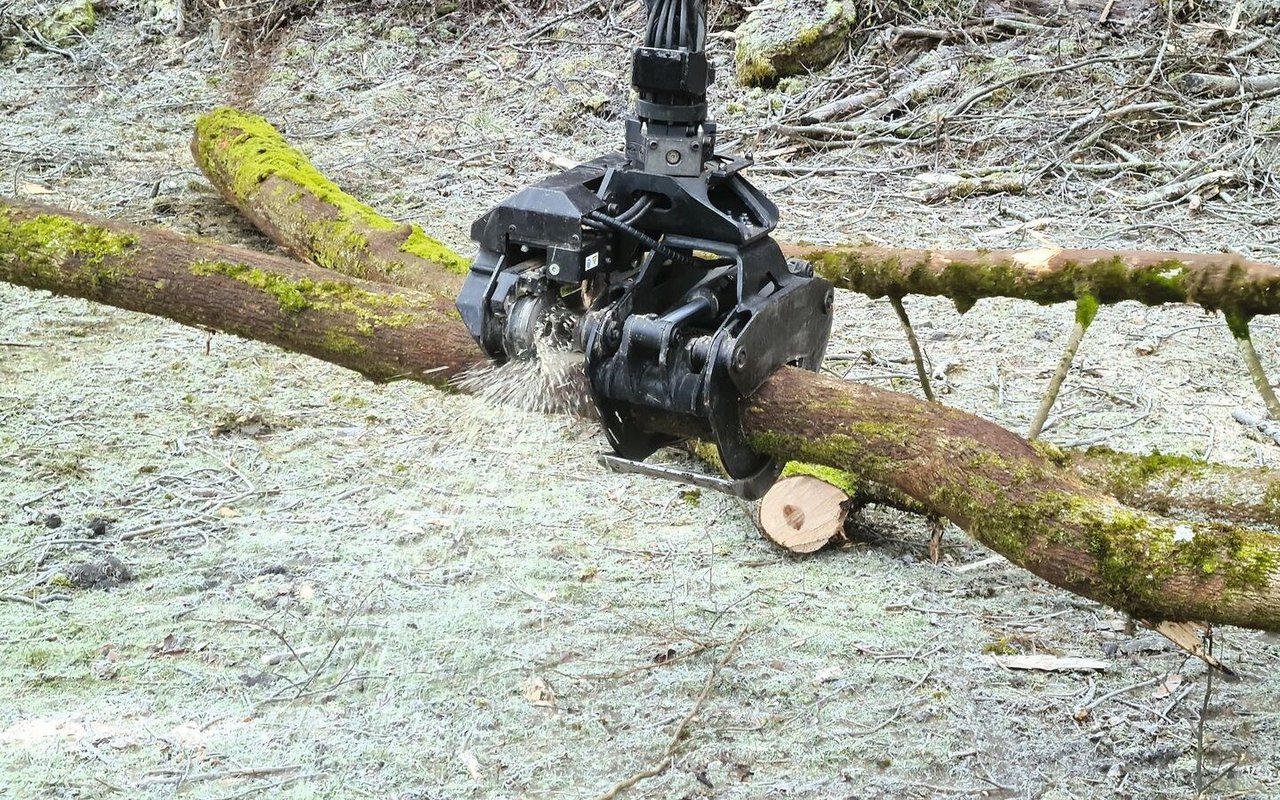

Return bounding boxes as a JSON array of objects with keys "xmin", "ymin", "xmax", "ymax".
[
  {"xmin": 36, "ymin": 0, "xmax": 97, "ymax": 47},
  {"xmin": 735, "ymin": 1, "xmax": 857, "ymax": 87},
  {"xmin": 87, "ymin": 517, "xmax": 110, "ymax": 537},
  {"xmin": 63, "ymin": 556, "xmax": 133, "ymax": 590},
  {"xmin": 44, "ymin": 513, "xmax": 63, "ymax": 529}
]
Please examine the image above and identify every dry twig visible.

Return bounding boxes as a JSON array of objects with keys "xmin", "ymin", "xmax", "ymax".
[{"xmin": 594, "ymin": 629, "xmax": 749, "ymax": 800}]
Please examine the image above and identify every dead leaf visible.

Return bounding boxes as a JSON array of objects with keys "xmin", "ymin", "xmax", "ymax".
[
  {"xmin": 1153, "ymin": 673, "xmax": 1184, "ymax": 699},
  {"xmin": 522, "ymin": 675, "xmax": 556, "ymax": 708},
  {"xmin": 20, "ymin": 181, "xmax": 54, "ymax": 195},
  {"xmin": 813, "ymin": 666, "xmax": 843, "ymax": 685},
  {"xmin": 153, "ymin": 633, "xmax": 187, "ymax": 657}
]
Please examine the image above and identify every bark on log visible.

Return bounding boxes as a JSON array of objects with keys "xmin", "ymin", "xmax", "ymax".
[
  {"xmin": 0, "ymin": 201, "xmax": 480, "ymax": 386},
  {"xmin": 760, "ymin": 446, "xmax": 1280, "ymax": 558},
  {"xmin": 785, "ymin": 243, "xmax": 1280, "ymax": 320},
  {"xmin": 773, "ymin": 441, "xmax": 1280, "ymax": 540},
  {"xmin": 5, "ymin": 197, "xmax": 1280, "ymax": 632},
  {"xmin": 1061, "ymin": 446, "xmax": 1280, "ymax": 528},
  {"xmin": 742, "ymin": 372, "xmax": 1280, "ymax": 630}
]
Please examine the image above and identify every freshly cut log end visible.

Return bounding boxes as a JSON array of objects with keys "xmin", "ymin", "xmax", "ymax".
[{"xmin": 759, "ymin": 476, "xmax": 851, "ymax": 554}]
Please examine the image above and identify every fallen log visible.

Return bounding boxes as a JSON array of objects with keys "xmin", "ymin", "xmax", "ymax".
[
  {"xmin": 0, "ymin": 201, "xmax": 480, "ymax": 386},
  {"xmin": 760, "ymin": 443, "xmax": 1280, "ymax": 552},
  {"xmin": 191, "ymin": 107, "xmax": 469, "ymax": 290},
  {"xmin": 743, "ymin": 371, "xmax": 1280, "ymax": 630},
  {"xmin": 759, "ymin": 443, "xmax": 1280, "ymax": 555},
  {"xmin": 5, "ymin": 197, "xmax": 1280, "ymax": 631},
  {"xmin": 785, "ymin": 243, "xmax": 1280, "ymax": 319}
]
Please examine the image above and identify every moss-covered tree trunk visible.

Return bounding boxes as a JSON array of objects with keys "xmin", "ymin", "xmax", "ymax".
[
  {"xmin": 191, "ymin": 107, "xmax": 469, "ymax": 290},
  {"xmin": 4, "ymin": 196, "xmax": 1280, "ymax": 631},
  {"xmin": 786, "ymin": 243, "xmax": 1280, "ymax": 319},
  {"xmin": 0, "ymin": 201, "xmax": 480, "ymax": 386},
  {"xmin": 745, "ymin": 373, "xmax": 1280, "ymax": 630}
]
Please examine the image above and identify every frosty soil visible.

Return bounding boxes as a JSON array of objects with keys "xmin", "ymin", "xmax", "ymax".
[{"xmin": 3, "ymin": 2, "xmax": 1280, "ymax": 799}]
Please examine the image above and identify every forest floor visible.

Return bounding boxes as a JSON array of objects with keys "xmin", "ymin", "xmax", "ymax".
[{"xmin": 2, "ymin": 1, "xmax": 1280, "ymax": 798}]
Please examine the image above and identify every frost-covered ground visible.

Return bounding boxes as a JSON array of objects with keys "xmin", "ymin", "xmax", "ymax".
[{"xmin": 2, "ymin": 2, "xmax": 1280, "ymax": 798}]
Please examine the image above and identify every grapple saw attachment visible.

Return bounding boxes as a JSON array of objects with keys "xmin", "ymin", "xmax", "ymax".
[{"xmin": 455, "ymin": 0, "xmax": 834, "ymax": 500}]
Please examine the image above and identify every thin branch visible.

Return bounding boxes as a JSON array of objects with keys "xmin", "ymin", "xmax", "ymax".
[
  {"xmin": 1226, "ymin": 312, "xmax": 1280, "ymax": 420},
  {"xmin": 889, "ymin": 295, "xmax": 935, "ymax": 402},
  {"xmin": 594, "ymin": 629, "xmax": 749, "ymax": 800},
  {"xmin": 1029, "ymin": 294, "xmax": 1098, "ymax": 440}
]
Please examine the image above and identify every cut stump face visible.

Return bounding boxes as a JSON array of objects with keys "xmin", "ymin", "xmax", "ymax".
[{"xmin": 759, "ymin": 475, "xmax": 850, "ymax": 554}]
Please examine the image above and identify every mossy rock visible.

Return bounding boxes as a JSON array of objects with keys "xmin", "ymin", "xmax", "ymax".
[
  {"xmin": 735, "ymin": 0, "xmax": 857, "ymax": 88},
  {"xmin": 37, "ymin": 0, "xmax": 97, "ymax": 47}
]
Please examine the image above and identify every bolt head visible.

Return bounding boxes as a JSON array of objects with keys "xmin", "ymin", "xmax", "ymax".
[
  {"xmin": 548, "ymin": 263, "xmax": 562, "ymax": 277},
  {"xmin": 665, "ymin": 149, "xmax": 683, "ymax": 166},
  {"xmin": 733, "ymin": 349, "xmax": 748, "ymax": 371}
]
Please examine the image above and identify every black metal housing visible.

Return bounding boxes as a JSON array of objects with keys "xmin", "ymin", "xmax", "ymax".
[{"xmin": 454, "ymin": 0, "xmax": 834, "ymax": 498}]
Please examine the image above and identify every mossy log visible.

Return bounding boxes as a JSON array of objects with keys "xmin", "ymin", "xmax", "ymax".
[
  {"xmin": 5, "ymin": 197, "xmax": 1280, "ymax": 631},
  {"xmin": 787, "ymin": 243, "xmax": 1280, "ymax": 320},
  {"xmin": 1061, "ymin": 446, "xmax": 1280, "ymax": 528},
  {"xmin": 191, "ymin": 107, "xmax": 469, "ymax": 290},
  {"xmin": 762, "ymin": 445, "xmax": 1280, "ymax": 561},
  {"xmin": 0, "ymin": 200, "xmax": 480, "ymax": 386},
  {"xmin": 744, "ymin": 373, "xmax": 1280, "ymax": 630}
]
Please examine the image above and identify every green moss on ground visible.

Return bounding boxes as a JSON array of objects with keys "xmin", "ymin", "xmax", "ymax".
[
  {"xmin": 193, "ymin": 108, "xmax": 469, "ymax": 276},
  {"xmin": 36, "ymin": 0, "xmax": 96, "ymax": 46}
]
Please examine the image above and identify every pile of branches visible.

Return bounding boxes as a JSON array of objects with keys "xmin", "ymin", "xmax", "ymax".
[{"xmin": 762, "ymin": 0, "xmax": 1279, "ymax": 214}]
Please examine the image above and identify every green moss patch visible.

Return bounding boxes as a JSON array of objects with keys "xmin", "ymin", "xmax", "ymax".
[
  {"xmin": 735, "ymin": 1, "xmax": 856, "ymax": 87},
  {"xmin": 189, "ymin": 259, "xmax": 419, "ymax": 333},
  {"xmin": 780, "ymin": 461, "xmax": 858, "ymax": 495},
  {"xmin": 37, "ymin": 0, "xmax": 96, "ymax": 47},
  {"xmin": 0, "ymin": 209, "xmax": 137, "ymax": 289}
]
